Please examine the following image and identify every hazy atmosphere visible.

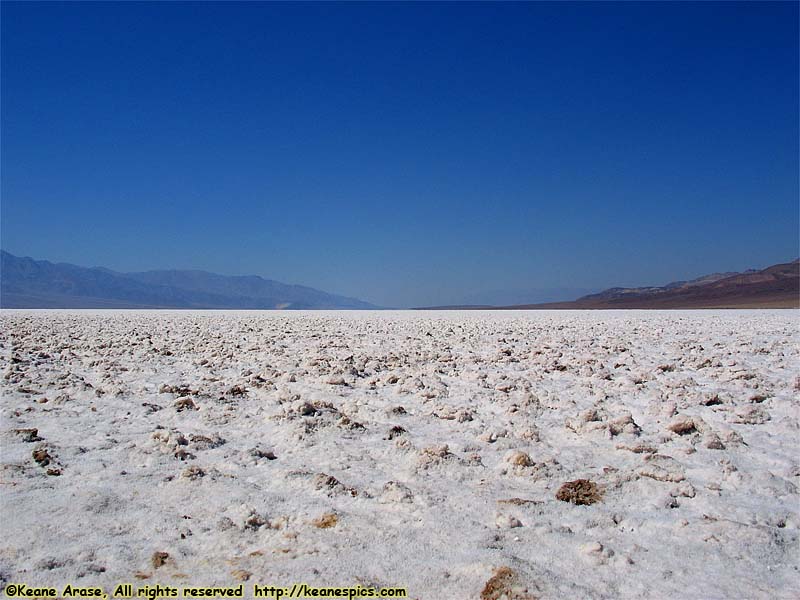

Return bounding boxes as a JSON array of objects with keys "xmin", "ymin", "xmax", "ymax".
[{"xmin": 2, "ymin": 2, "xmax": 798, "ymax": 307}]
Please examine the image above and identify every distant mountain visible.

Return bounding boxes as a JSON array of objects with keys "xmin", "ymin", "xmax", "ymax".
[
  {"xmin": 0, "ymin": 251, "xmax": 378, "ymax": 309},
  {"xmin": 505, "ymin": 260, "xmax": 799, "ymax": 309},
  {"xmin": 578, "ymin": 269, "xmax": 760, "ymax": 302},
  {"xmin": 415, "ymin": 260, "xmax": 799, "ymax": 310}
]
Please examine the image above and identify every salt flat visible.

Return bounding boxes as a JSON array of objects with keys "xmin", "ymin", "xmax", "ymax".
[{"xmin": 1, "ymin": 310, "xmax": 798, "ymax": 599}]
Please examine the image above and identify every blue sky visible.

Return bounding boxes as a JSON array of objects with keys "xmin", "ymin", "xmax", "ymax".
[{"xmin": 2, "ymin": 1, "xmax": 798, "ymax": 307}]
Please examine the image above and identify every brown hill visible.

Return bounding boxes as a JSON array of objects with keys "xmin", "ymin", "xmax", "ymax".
[{"xmin": 503, "ymin": 260, "xmax": 799, "ymax": 309}]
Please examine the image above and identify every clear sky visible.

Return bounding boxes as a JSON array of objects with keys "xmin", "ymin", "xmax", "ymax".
[{"xmin": 2, "ymin": 1, "xmax": 798, "ymax": 307}]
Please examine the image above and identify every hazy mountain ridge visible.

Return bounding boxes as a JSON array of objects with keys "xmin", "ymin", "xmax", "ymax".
[
  {"xmin": 582, "ymin": 269, "xmax": 762, "ymax": 302},
  {"xmin": 415, "ymin": 260, "xmax": 799, "ymax": 310},
  {"xmin": 519, "ymin": 260, "xmax": 799, "ymax": 309},
  {"xmin": 0, "ymin": 252, "xmax": 377, "ymax": 309}
]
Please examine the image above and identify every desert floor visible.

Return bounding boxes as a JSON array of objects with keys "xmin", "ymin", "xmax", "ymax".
[{"xmin": 1, "ymin": 310, "xmax": 798, "ymax": 599}]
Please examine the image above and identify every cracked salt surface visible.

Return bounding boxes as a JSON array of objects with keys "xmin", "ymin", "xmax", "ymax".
[{"xmin": 1, "ymin": 310, "xmax": 798, "ymax": 598}]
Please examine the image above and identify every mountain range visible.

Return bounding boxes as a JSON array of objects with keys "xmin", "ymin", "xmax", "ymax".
[
  {"xmin": 499, "ymin": 260, "xmax": 799, "ymax": 309},
  {"xmin": 0, "ymin": 251, "xmax": 377, "ymax": 309},
  {"xmin": 2, "ymin": 251, "xmax": 797, "ymax": 310},
  {"xmin": 419, "ymin": 260, "xmax": 799, "ymax": 310}
]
